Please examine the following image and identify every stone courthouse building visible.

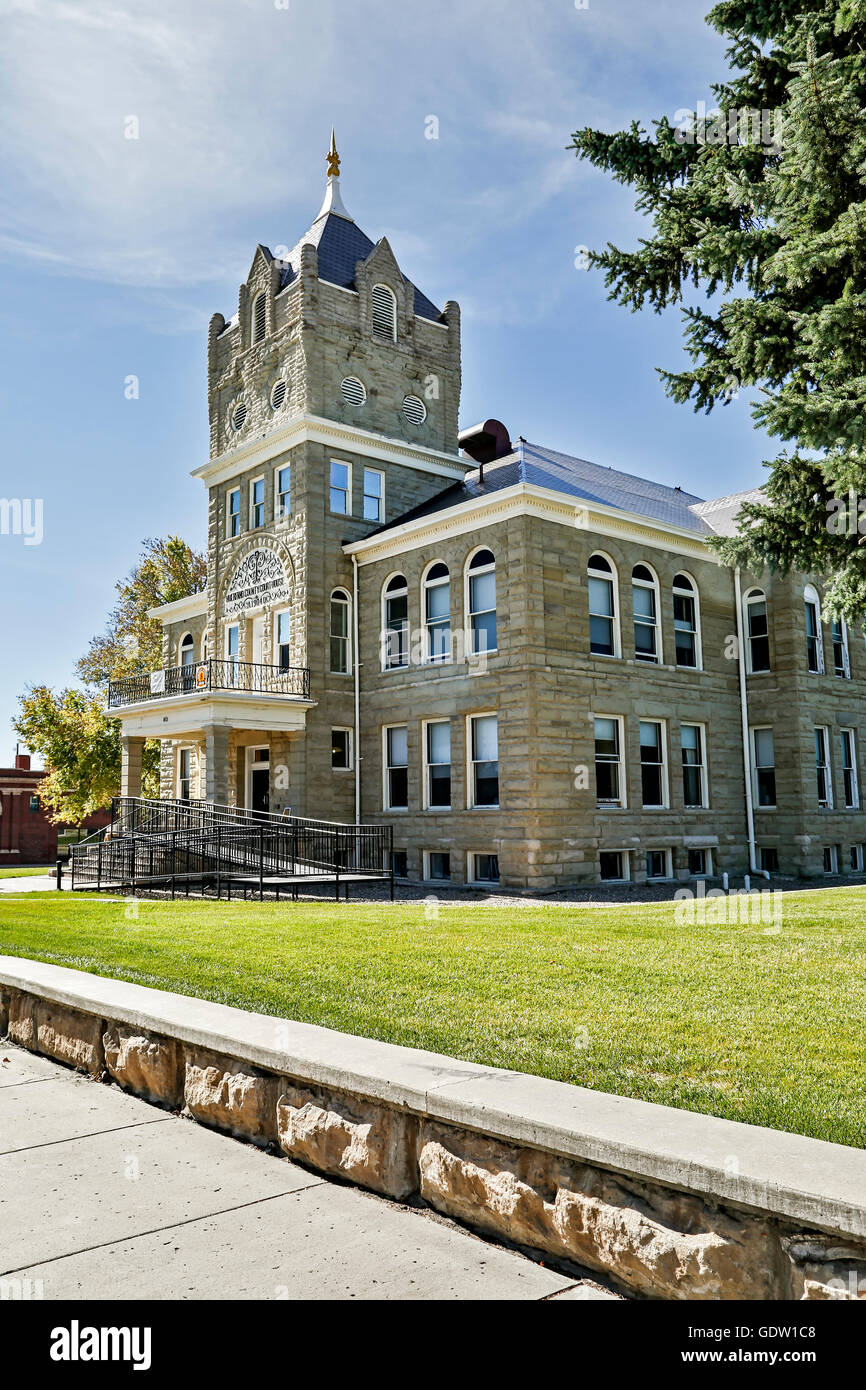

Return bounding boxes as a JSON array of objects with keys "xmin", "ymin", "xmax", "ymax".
[{"xmin": 110, "ymin": 138, "xmax": 866, "ymax": 889}]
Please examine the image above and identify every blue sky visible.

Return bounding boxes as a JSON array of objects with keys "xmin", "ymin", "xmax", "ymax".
[{"xmin": 0, "ymin": 0, "xmax": 767, "ymax": 760}]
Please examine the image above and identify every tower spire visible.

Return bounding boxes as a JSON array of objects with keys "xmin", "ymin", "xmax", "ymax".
[
  {"xmin": 314, "ymin": 126, "xmax": 353, "ymax": 223},
  {"xmin": 327, "ymin": 126, "xmax": 340, "ymax": 179}
]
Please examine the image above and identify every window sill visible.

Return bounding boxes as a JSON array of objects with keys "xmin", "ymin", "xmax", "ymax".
[{"xmin": 468, "ymin": 805, "xmax": 500, "ymax": 812}]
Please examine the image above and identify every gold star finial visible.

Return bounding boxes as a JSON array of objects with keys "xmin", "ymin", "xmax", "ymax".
[{"xmin": 327, "ymin": 127, "xmax": 340, "ymax": 179}]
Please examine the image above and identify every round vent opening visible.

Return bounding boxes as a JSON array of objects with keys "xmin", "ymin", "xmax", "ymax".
[
  {"xmin": 402, "ymin": 394, "xmax": 427, "ymax": 426},
  {"xmin": 231, "ymin": 403, "xmax": 248, "ymax": 431},
  {"xmin": 270, "ymin": 379, "xmax": 287, "ymax": 411},
  {"xmin": 341, "ymin": 376, "xmax": 367, "ymax": 407}
]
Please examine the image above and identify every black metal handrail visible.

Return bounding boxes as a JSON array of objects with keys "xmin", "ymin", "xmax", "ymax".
[
  {"xmin": 70, "ymin": 797, "xmax": 394, "ymax": 900},
  {"xmin": 107, "ymin": 660, "xmax": 311, "ymax": 709},
  {"xmin": 108, "ymin": 796, "xmax": 352, "ymax": 837}
]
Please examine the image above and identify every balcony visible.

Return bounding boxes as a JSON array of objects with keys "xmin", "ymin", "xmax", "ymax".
[{"xmin": 108, "ymin": 660, "xmax": 311, "ymax": 709}]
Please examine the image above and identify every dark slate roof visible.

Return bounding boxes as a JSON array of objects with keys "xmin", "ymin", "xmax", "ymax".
[
  {"xmin": 277, "ymin": 212, "xmax": 442, "ymax": 321},
  {"xmin": 367, "ymin": 440, "xmax": 722, "ymax": 539}
]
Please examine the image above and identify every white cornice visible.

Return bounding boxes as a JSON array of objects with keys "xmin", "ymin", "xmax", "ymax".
[
  {"xmin": 147, "ymin": 593, "xmax": 208, "ymax": 622},
  {"xmin": 193, "ymin": 414, "xmax": 467, "ymax": 489},
  {"xmin": 344, "ymin": 483, "xmax": 718, "ymax": 566}
]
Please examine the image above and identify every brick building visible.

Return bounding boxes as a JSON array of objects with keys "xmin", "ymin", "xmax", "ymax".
[
  {"xmin": 0, "ymin": 755, "xmax": 110, "ymax": 866},
  {"xmin": 109, "ymin": 139, "xmax": 866, "ymax": 889}
]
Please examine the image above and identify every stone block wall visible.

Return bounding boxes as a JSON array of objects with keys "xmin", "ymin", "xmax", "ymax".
[{"xmin": 3, "ymin": 978, "xmax": 864, "ymax": 1302}]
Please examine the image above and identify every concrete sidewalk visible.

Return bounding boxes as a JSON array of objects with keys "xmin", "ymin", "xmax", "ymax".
[{"xmin": 0, "ymin": 1046, "xmax": 617, "ymax": 1301}]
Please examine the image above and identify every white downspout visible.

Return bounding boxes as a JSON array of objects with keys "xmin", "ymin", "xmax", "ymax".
[
  {"xmin": 352, "ymin": 553, "xmax": 361, "ymax": 825},
  {"xmin": 734, "ymin": 566, "xmax": 769, "ymax": 880}
]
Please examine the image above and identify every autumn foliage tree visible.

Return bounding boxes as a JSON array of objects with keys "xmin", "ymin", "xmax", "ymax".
[{"xmin": 15, "ymin": 537, "xmax": 206, "ymax": 822}]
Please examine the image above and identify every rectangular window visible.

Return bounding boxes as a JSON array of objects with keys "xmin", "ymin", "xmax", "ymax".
[
  {"xmin": 178, "ymin": 748, "xmax": 192, "ymax": 801},
  {"xmin": 594, "ymin": 716, "xmax": 624, "ymax": 807},
  {"xmin": 639, "ymin": 720, "xmax": 667, "ymax": 808},
  {"xmin": 832, "ymin": 619, "xmax": 850, "ymax": 678},
  {"xmin": 841, "ymin": 729, "xmax": 858, "ymax": 809},
  {"xmin": 850, "ymin": 844, "xmax": 864, "ymax": 872},
  {"xmin": 588, "ymin": 574, "xmax": 616, "ymax": 656},
  {"xmin": 759, "ymin": 846, "xmax": 779, "ymax": 874},
  {"xmin": 250, "ymin": 477, "xmax": 265, "ymax": 529},
  {"xmin": 752, "ymin": 727, "xmax": 776, "ymax": 808},
  {"xmin": 469, "ymin": 564, "xmax": 497, "ymax": 654},
  {"xmin": 673, "ymin": 588, "xmax": 698, "ymax": 667},
  {"xmin": 227, "ymin": 488, "xmax": 241, "ymax": 538},
  {"xmin": 385, "ymin": 726, "xmax": 408, "ymax": 810},
  {"xmin": 330, "ymin": 460, "xmax": 351, "ymax": 515},
  {"xmin": 645, "ymin": 849, "xmax": 671, "ymax": 880},
  {"xmin": 632, "ymin": 579, "xmax": 658, "ymax": 663},
  {"xmin": 275, "ymin": 611, "xmax": 291, "ymax": 670},
  {"xmin": 688, "ymin": 848, "xmax": 711, "ymax": 877},
  {"xmin": 391, "ymin": 849, "xmax": 408, "ymax": 879},
  {"xmin": 805, "ymin": 599, "xmax": 822, "ymax": 672},
  {"xmin": 425, "ymin": 720, "xmax": 451, "ymax": 808},
  {"xmin": 681, "ymin": 723, "xmax": 706, "ymax": 808},
  {"xmin": 275, "ymin": 465, "xmax": 290, "ymax": 519},
  {"xmin": 823, "ymin": 845, "xmax": 838, "ymax": 875},
  {"xmin": 28, "ymin": 794, "xmax": 39, "ymax": 813},
  {"xmin": 363, "ymin": 468, "xmax": 384, "ymax": 523},
  {"xmin": 330, "ymin": 593, "xmax": 350, "ymax": 674},
  {"xmin": 226, "ymin": 624, "xmax": 239, "ymax": 685},
  {"xmin": 383, "ymin": 581, "xmax": 409, "ymax": 669},
  {"xmin": 599, "ymin": 850, "xmax": 628, "ymax": 882},
  {"xmin": 470, "ymin": 853, "xmax": 500, "ymax": 885},
  {"xmin": 815, "ymin": 727, "xmax": 832, "ymax": 807},
  {"xmin": 425, "ymin": 851, "xmax": 451, "ymax": 881},
  {"xmin": 331, "ymin": 729, "xmax": 352, "ymax": 771},
  {"xmin": 746, "ymin": 596, "xmax": 770, "ymax": 672},
  {"xmin": 469, "ymin": 714, "xmax": 499, "ymax": 807}
]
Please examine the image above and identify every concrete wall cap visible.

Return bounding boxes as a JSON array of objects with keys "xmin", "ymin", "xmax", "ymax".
[{"xmin": 1, "ymin": 954, "xmax": 863, "ymax": 1240}]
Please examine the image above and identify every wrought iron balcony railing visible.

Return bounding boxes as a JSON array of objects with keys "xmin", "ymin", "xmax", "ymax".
[{"xmin": 107, "ymin": 659, "xmax": 311, "ymax": 709}]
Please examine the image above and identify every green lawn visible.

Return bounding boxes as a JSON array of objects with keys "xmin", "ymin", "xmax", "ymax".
[
  {"xmin": 0, "ymin": 867, "xmax": 51, "ymax": 879},
  {"xmin": 0, "ymin": 888, "xmax": 863, "ymax": 1147}
]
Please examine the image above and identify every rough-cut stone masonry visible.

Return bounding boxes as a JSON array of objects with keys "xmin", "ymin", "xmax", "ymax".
[{"xmin": 2, "ymin": 965, "xmax": 864, "ymax": 1302}]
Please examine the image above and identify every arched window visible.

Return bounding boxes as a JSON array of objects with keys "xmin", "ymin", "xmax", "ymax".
[
  {"xmin": 251, "ymin": 291, "xmax": 266, "ymax": 345},
  {"xmin": 744, "ymin": 588, "xmax": 770, "ymax": 673},
  {"xmin": 382, "ymin": 574, "xmax": 409, "ymax": 669},
  {"xmin": 831, "ymin": 615, "xmax": 850, "ymax": 678},
  {"xmin": 180, "ymin": 632, "xmax": 195, "ymax": 691},
  {"xmin": 632, "ymin": 563, "xmax": 660, "ymax": 663},
  {"xmin": 329, "ymin": 590, "xmax": 350, "ymax": 675},
  {"xmin": 804, "ymin": 585, "xmax": 823, "ymax": 673},
  {"xmin": 371, "ymin": 283, "xmax": 397, "ymax": 342},
  {"xmin": 467, "ymin": 549, "xmax": 497, "ymax": 655},
  {"xmin": 588, "ymin": 553, "xmax": 619, "ymax": 657},
  {"xmin": 423, "ymin": 562, "xmax": 451, "ymax": 662},
  {"xmin": 672, "ymin": 573, "xmax": 700, "ymax": 669}
]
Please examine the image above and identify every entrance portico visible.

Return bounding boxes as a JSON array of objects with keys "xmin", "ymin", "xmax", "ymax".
[{"xmin": 112, "ymin": 671, "xmax": 314, "ymax": 812}]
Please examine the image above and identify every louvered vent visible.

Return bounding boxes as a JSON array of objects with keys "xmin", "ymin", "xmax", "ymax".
[
  {"xmin": 402, "ymin": 394, "xmax": 427, "ymax": 426},
  {"xmin": 252, "ymin": 293, "xmax": 266, "ymax": 344},
  {"xmin": 341, "ymin": 376, "xmax": 367, "ymax": 406},
  {"xmin": 270, "ymin": 379, "xmax": 287, "ymax": 410},
  {"xmin": 371, "ymin": 284, "xmax": 397, "ymax": 341},
  {"xmin": 232, "ymin": 403, "xmax": 247, "ymax": 431}
]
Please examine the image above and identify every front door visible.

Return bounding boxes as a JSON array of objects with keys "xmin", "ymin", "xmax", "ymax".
[{"xmin": 247, "ymin": 746, "xmax": 270, "ymax": 816}]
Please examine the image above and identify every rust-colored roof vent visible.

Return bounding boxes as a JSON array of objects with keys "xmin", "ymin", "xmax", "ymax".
[{"xmin": 458, "ymin": 419, "xmax": 512, "ymax": 465}]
